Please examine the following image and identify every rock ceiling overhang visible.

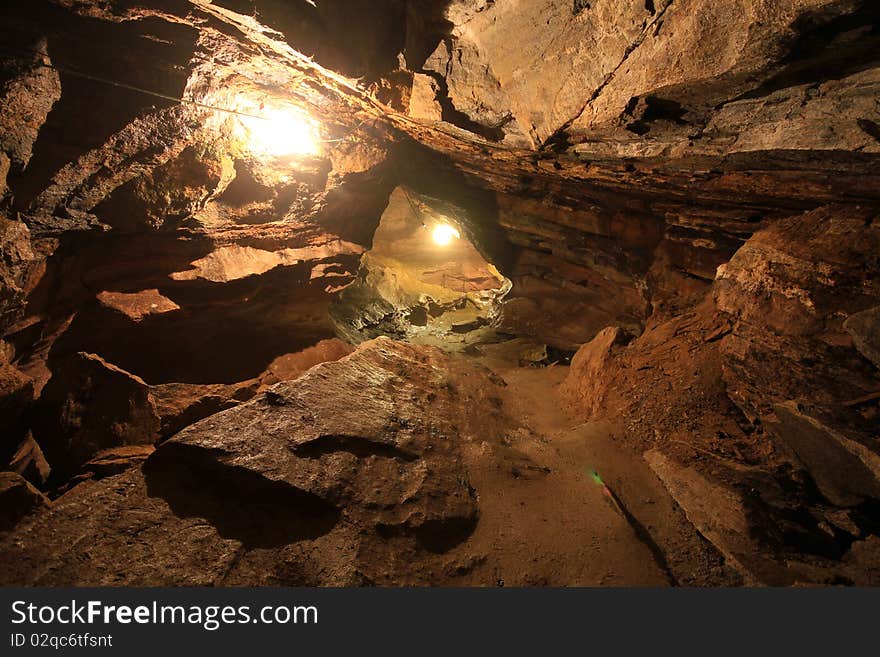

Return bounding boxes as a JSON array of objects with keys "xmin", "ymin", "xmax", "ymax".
[{"xmin": 43, "ymin": 0, "xmax": 880, "ymax": 222}]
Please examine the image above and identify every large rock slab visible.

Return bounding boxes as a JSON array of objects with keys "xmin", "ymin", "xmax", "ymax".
[
  {"xmin": 770, "ymin": 402, "xmax": 880, "ymax": 507},
  {"xmin": 151, "ymin": 338, "xmax": 484, "ymax": 546},
  {"xmin": 0, "ymin": 339, "xmax": 540, "ymax": 585}
]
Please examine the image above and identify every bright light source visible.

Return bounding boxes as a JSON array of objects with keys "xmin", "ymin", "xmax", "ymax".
[
  {"xmin": 239, "ymin": 107, "xmax": 321, "ymax": 157},
  {"xmin": 432, "ymin": 223, "xmax": 461, "ymax": 246}
]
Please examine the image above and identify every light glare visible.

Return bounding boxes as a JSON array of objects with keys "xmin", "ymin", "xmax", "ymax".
[
  {"xmin": 240, "ymin": 107, "xmax": 320, "ymax": 157},
  {"xmin": 432, "ymin": 223, "xmax": 461, "ymax": 246}
]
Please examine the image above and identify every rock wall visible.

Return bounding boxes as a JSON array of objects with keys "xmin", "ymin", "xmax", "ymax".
[{"xmin": 0, "ymin": 0, "xmax": 878, "ymax": 585}]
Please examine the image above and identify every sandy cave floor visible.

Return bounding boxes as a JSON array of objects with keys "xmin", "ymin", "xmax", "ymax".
[{"xmin": 440, "ymin": 350, "xmax": 738, "ymax": 586}]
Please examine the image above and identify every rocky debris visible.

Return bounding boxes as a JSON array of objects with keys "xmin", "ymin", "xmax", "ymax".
[
  {"xmin": 7, "ymin": 433, "xmax": 50, "ymax": 487},
  {"xmin": 32, "ymin": 352, "xmax": 160, "ymax": 480},
  {"xmin": 769, "ymin": 402, "xmax": 880, "ymax": 508},
  {"xmin": 0, "ymin": 339, "xmax": 547, "ymax": 585},
  {"xmin": 844, "ymin": 306, "xmax": 880, "ymax": 370},
  {"xmin": 559, "ymin": 208, "xmax": 880, "ymax": 583},
  {"xmin": 149, "ymin": 380, "xmax": 258, "ymax": 439},
  {"xmin": 0, "ymin": 471, "xmax": 49, "ymax": 532},
  {"xmin": 644, "ymin": 450, "xmax": 764, "ymax": 585}
]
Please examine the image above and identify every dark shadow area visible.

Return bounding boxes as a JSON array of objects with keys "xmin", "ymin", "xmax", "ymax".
[
  {"xmin": 144, "ymin": 443, "xmax": 340, "ymax": 549},
  {"xmin": 14, "ymin": 229, "xmax": 348, "ymax": 384},
  {"xmin": 415, "ymin": 515, "xmax": 479, "ymax": 554},
  {"xmin": 49, "ymin": 261, "xmax": 343, "ymax": 384},
  {"xmin": 737, "ymin": 2, "xmax": 880, "ymax": 101},
  {"xmin": 214, "ymin": 0, "xmax": 409, "ymax": 80},
  {"xmin": 294, "ymin": 435, "xmax": 419, "ymax": 462},
  {"xmin": 377, "ymin": 512, "xmax": 479, "ymax": 555}
]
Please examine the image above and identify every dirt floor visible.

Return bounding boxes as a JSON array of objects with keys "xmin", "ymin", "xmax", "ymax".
[{"xmin": 453, "ymin": 351, "xmax": 740, "ymax": 586}]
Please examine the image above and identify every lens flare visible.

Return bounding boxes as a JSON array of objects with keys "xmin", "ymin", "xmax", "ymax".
[
  {"xmin": 432, "ymin": 223, "xmax": 461, "ymax": 246},
  {"xmin": 239, "ymin": 107, "xmax": 321, "ymax": 157}
]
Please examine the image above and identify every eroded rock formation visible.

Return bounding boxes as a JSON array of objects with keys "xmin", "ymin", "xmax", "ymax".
[{"xmin": 0, "ymin": 0, "xmax": 878, "ymax": 586}]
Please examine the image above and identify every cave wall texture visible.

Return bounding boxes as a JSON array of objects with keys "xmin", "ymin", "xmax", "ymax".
[{"xmin": 0, "ymin": 0, "xmax": 878, "ymax": 585}]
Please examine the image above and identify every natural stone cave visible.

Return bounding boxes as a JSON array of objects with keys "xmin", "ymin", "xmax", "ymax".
[
  {"xmin": 0, "ymin": 0, "xmax": 878, "ymax": 587},
  {"xmin": 330, "ymin": 186, "xmax": 511, "ymax": 348}
]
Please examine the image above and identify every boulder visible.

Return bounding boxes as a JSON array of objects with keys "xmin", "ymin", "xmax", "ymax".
[
  {"xmin": 149, "ymin": 338, "xmax": 483, "ymax": 551},
  {"xmin": 561, "ymin": 326, "xmax": 628, "ymax": 416},
  {"xmin": 32, "ymin": 353, "xmax": 160, "ymax": 480},
  {"xmin": 0, "ymin": 339, "xmax": 539, "ymax": 585}
]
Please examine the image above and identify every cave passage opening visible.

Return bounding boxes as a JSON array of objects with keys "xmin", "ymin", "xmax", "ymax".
[{"xmin": 329, "ymin": 186, "xmax": 511, "ymax": 350}]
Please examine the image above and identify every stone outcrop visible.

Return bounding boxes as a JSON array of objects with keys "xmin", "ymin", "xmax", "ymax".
[
  {"xmin": 0, "ymin": 363, "xmax": 34, "ymax": 461},
  {"xmin": 714, "ymin": 205, "xmax": 880, "ymax": 423},
  {"xmin": 561, "ymin": 206, "xmax": 880, "ymax": 584},
  {"xmin": 0, "ymin": 339, "xmax": 546, "ymax": 585}
]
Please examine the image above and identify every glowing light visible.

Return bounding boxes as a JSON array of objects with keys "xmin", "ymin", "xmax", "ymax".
[
  {"xmin": 432, "ymin": 223, "xmax": 461, "ymax": 246},
  {"xmin": 239, "ymin": 107, "xmax": 321, "ymax": 157}
]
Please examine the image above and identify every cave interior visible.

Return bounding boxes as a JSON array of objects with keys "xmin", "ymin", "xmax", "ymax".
[{"xmin": 0, "ymin": 0, "xmax": 879, "ymax": 587}]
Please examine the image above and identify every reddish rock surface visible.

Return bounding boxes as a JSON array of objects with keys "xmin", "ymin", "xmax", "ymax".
[{"xmin": 0, "ymin": 0, "xmax": 878, "ymax": 587}]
